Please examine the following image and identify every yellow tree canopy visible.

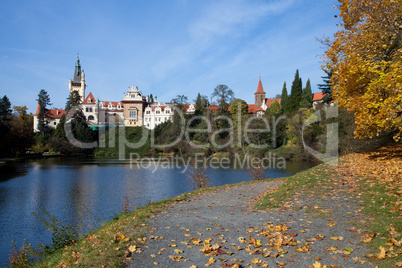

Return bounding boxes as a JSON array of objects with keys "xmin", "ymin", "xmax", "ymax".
[{"xmin": 323, "ymin": 0, "xmax": 402, "ymax": 140}]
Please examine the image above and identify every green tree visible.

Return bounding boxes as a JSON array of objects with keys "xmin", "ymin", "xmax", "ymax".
[
  {"xmin": 36, "ymin": 89, "xmax": 52, "ymax": 136},
  {"xmin": 0, "ymin": 95, "xmax": 12, "ymax": 122},
  {"xmin": 229, "ymin": 99, "xmax": 249, "ymax": 117},
  {"xmin": 317, "ymin": 68, "xmax": 333, "ymax": 104},
  {"xmin": 286, "ymin": 70, "xmax": 303, "ymax": 114},
  {"xmin": 194, "ymin": 93, "xmax": 208, "ymax": 116},
  {"xmin": 268, "ymin": 99, "xmax": 282, "ymax": 116},
  {"xmin": 65, "ymin": 90, "xmax": 81, "ymax": 111},
  {"xmin": 0, "ymin": 96, "xmax": 13, "ymax": 156},
  {"xmin": 300, "ymin": 78, "xmax": 313, "ymax": 108},
  {"xmin": 280, "ymin": 82, "xmax": 288, "ymax": 113},
  {"xmin": 172, "ymin": 95, "xmax": 188, "ymax": 111},
  {"xmin": 211, "ymin": 84, "xmax": 234, "ymax": 114}
]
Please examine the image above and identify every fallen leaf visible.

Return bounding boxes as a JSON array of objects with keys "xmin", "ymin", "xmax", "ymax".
[{"xmin": 174, "ymin": 249, "xmax": 183, "ymax": 254}]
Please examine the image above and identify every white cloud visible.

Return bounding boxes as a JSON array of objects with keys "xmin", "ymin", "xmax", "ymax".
[{"xmin": 151, "ymin": 0, "xmax": 294, "ymax": 82}]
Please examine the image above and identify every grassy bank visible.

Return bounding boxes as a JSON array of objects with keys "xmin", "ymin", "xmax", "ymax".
[{"xmin": 256, "ymin": 143, "xmax": 402, "ymax": 267}]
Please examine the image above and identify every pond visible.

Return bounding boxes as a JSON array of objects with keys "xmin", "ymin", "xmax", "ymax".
[{"xmin": 0, "ymin": 157, "xmax": 318, "ymax": 265}]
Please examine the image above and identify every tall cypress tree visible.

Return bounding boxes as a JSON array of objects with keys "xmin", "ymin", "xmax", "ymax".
[
  {"xmin": 300, "ymin": 78, "xmax": 313, "ymax": 108},
  {"xmin": 286, "ymin": 69, "xmax": 303, "ymax": 114},
  {"xmin": 280, "ymin": 82, "xmax": 288, "ymax": 113}
]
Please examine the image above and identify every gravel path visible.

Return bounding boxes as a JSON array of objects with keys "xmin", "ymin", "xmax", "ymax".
[{"xmin": 127, "ymin": 180, "xmax": 373, "ymax": 267}]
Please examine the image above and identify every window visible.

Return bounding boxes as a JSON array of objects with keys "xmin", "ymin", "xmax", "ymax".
[
  {"xmin": 54, "ymin": 122, "xmax": 57, "ymax": 125},
  {"xmin": 146, "ymin": 111, "xmax": 150, "ymax": 114},
  {"xmin": 156, "ymin": 110, "xmax": 160, "ymax": 114},
  {"xmin": 129, "ymin": 110, "xmax": 137, "ymax": 119},
  {"xmin": 88, "ymin": 115, "xmax": 95, "ymax": 121}
]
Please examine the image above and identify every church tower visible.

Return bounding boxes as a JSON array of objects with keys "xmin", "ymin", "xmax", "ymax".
[
  {"xmin": 254, "ymin": 77, "xmax": 266, "ymax": 108},
  {"xmin": 68, "ymin": 56, "xmax": 86, "ymax": 101}
]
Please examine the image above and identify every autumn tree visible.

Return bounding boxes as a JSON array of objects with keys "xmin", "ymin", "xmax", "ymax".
[
  {"xmin": 10, "ymin": 106, "xmax": 34, "ymax": 155},
  {"xmin": 323, "ymin": 0, "xmax": 402, "ymax": 140}
]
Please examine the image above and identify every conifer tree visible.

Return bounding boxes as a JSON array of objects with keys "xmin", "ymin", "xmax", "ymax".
[
  {"xmin": 36, "ymin": 89, "xmax": 52, "ymax": 136},
  {"xmin": 300, "ymin": 78, "xmax": 313, "ymax": 108},
  {"xmin": 285, "ymin": 70, "xmax": 303, "ymax": 114},
  {"xmin": 194, "ymin": 93, "xmax": 208, "ymax": 116},
  {"xmin": 280, "ymin": 82, "xmax": 288, "ymax": 113},
  {"xmin": 317, "ymin": 68, "xmax": 333, "ymax": 104}
]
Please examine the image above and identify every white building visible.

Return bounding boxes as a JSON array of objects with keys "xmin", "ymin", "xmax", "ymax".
[{"xmin": 143, "ymin": 103, "xmax": 174, "ymax": 130}]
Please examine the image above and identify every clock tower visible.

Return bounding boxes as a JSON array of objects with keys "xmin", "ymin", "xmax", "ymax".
[{"xmin": 68, "ymin": 56, "xmax": 86, "ymax": 101}]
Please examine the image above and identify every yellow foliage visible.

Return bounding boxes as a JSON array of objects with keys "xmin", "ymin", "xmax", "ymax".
[{"xmin": 323, "ymin": 0, "xmax": 402, "ymax": 140}]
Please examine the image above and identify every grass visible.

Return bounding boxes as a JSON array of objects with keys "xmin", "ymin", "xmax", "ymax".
[
  {"xmin": 30, "ymin": 178, "xmax": 278, "ymax": 267},
  {"xmin": 255, "ymin": 163, "xmax": 332, "ymax": 210}
]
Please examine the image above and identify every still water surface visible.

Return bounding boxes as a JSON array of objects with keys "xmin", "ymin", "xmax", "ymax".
[{"xmin": 0, "ymin": 157, "xmax": 318, "ymax": 264}]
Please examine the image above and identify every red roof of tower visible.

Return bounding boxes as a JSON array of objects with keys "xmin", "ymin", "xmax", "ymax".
[{"xmin": 254, "ymin": 77, "xmax": 266, "ymax": 94}]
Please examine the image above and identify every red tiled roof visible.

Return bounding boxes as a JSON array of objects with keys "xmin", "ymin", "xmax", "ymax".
[
  {"xmin": 248, "ymin": 104, "xmax": 258, "ymax": 114},
  {"xmin": 100, "ymin": 101, "xmax": 124, "ymax": 110},
  {"xmin": 254, "ymin": 78, "xmax": 266, "ymax": 94},
  {"xmin": 208, "ymin": 105, "xmax": 219, "ymax": 112},
  {"xmin": 82, "ymin": 92, "xmax": 96, "ymax": 104},
  {"xmin": 265, "ymin": 98, "xmax": 281, "ymax": 107},
  {"xmin": 146, "ymin": 105, "xmax": 173, "ymax": 112},
  {"xmin": 48, "ymin": 109, "xmax": 67, "ymax": 119},
  {"xmin": 313, "ymin": 92, "xmax": 325, "ymax": 101},
  {"xmin": 34, "ymin": 104, "xmax": 66, "ymax": 119}
]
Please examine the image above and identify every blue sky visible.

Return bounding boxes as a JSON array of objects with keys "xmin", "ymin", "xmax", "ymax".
[{"xmin": 0, "ymin": 0, "xmax": 339, "ymax": 113}]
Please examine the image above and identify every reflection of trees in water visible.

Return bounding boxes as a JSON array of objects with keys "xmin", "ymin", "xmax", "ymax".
[{"xmin": 0, "ymin": 163, "xmax": 28, "ymax": 182}]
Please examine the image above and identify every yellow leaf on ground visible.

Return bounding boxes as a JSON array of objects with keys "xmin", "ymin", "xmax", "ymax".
[
  {"xmin": 313, "ymin": 261, "xmax": 321, "ymax": 268},
  {"xmin": 128, "ymin": 245, "xmax": 136, "ymax": 252},
  {"xmin": 205, "ymin": 257, "xmax": 216, "ymax": 266},
  {"xmin": 378, "ymin": 246, "xmax": 386, "ymax": 260},
  {"xmin": 174, "ymin": 249, "xmax": 183, "ymax": 254}
]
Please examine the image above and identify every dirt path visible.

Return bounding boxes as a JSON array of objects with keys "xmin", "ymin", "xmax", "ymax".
[{"xmin": 127, "ymin": 180, "xmax": 373, "ymax": 267}]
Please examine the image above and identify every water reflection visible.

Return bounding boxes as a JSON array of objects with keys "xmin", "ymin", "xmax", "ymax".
[{"xmin": 0, "ymin": 158, "xmax": 318, "ymax": 265}]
